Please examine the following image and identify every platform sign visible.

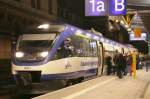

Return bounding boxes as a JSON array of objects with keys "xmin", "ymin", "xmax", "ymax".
[
  {"xmin": 109, "ymin": 0, "xmax": 126, "ymax": 16},
  {"xmin": 85, "ymin": 0, "xmax": 107, "ymax": 16},
  {"xmin": 85, "ymin": 0, "xmax": 126, "ymax": 16},
  {"xmin": 129, "ymin": 33, "xmax": 146, "ymax": 41},
  {"xmin": 134, "ymin": 27, "xmax": 141, "ymax": 38}
]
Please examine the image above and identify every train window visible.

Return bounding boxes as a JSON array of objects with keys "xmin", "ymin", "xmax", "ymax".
[
  {"xmin": 53, "ymin": 34, "xmax": 99, "ymax": 60},
  {"xmin": 89, "ymin": 40, "xmax": 98, "ymax": 57},
  {"xmin": 56, "ymin": 37, "xmax": 74, "ymax": 58},
  {"xmin": 69, "ymin": 35, "xmax": 91, "ymax": 57},
  {"xmin": 104, "ymin": 51, "xmax": 115, "ymax": 65},
  {"xmin": 69, "ymin": 35, "xmax": 98, "ymax": 57}
]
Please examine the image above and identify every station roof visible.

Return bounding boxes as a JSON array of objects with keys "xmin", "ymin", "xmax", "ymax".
[
  {"xmin": 62, "ymin": 0, "xmax": 150, "ymax": 33},
  {"xmin": 127, "ymin": 0, "xmax": 150, "ymax": 33}
]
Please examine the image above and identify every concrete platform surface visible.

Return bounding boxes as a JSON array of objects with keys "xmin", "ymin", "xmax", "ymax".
[{"xmin": 33, "ymin": 69, "xmax": 150, "ymax": 99}]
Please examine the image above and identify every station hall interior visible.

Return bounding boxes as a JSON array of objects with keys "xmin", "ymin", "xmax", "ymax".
[{"xmin": 0, "ymin": 0, "xmax": 150, "ymax": 99}]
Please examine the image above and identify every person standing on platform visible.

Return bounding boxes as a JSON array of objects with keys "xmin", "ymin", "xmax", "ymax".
[
  {"xmin": 136, "ymin": 53, "xmax": 140, "ymax": 70},
  {"xmin": 132, "ymin": 50, "xmax": 137, "ymax": 78},
  {"xmin": 113, "ymin": 50, "xmax": 124, "ymax": 79},
  {"xmin": 145, "ymin": 55, "xmax": 149, "ymax": 72},
  {"xmin": 122, "ymin": 53, "xmax": 127, "ymax": 75},
  {"xmin": 126, "ymin": 52, "xmax": 132, "ymax": 75},
  {"xmin": 121, "ymin": 48, "xmax": 126, "ymax": 75},
  {"xmin": 106, "ymin": 55, "xmax": 112, "ymax": 75}
]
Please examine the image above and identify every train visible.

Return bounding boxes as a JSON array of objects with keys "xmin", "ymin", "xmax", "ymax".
[{"xmin": 12, "ymin": 23, "xmax": 137, "ymax": 93}]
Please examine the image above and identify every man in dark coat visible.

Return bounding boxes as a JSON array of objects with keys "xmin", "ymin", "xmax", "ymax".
[
  {"xmin": 106, "ymin": 55, "xmax": 112, "ymax": 75},
  {"xmin": 113, "ymin": 50, "xmax": 125, "ymax": 78},
  {"xmin": 58, "ymin": 38, "xmax": 74, "ymax": 58}
]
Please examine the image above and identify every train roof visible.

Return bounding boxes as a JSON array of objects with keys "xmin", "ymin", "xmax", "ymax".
[
  {"xmin": 19, "ymin": 23, "xmax": 136, "ymax": 51},
  {"xmin": 65, "ymin": 24, "xmax": 131, "ymax": 49}
]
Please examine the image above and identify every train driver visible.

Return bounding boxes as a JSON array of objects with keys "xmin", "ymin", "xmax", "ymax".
[{"xmin": 58, "ymin": 38, "xmax": 74, "ymax": 58}]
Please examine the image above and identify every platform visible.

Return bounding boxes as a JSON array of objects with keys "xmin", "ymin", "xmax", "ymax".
[{"xmin": 33, "ymin": 69, "xmax": 150, "ymax": 99}]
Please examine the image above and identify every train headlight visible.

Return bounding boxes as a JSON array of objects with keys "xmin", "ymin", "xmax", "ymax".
[
  {"xmin": 15, "ymin": 52, "xmax": 24, "ymax": 58},
  {"xmin": 40, "ymin": 51, "xmax": 49, "ymax": 57}
]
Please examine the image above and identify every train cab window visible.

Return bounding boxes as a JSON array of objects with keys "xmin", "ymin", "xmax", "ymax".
[
  {"xmin": 54, "ymin": 34, "xmax": 99, "ymax": 60},
  {"xmin": 69, "ymin": 35, "xmax": 90, "ymax": 57},
  {"xmin": 56, "ymin": 37, "xmax": 74, "ymax": 58},
  {"xmin": 68, "ymin": 35, "xmax": 98, "ymax": 57}
]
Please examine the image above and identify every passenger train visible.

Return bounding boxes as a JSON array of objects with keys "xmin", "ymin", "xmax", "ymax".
[{"xmin": 12, "ymin": 23, "xmax": 137, "ymax": 93}]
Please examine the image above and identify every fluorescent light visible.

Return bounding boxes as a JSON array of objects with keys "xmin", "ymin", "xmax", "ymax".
[
  {"xmin": 110, "ymin": 26, "xmax": 114, "ymax": 29},
  {"xmin": 94, "ymin": 36, "xmax": 99, "ymax": 40},
  {"xmin": 71, "ymin": 28, "xmax": 75, "ymax": 31},
  {"xmin": 86, "ymin": 33, "xmax": 91, "ymax": 37},
  {"xmin": 120, "ymin": 20, "xmax": 124, "ymax": 24},
  {"xmin": 127, "ymin": 28, "xmax": 132, "ymax": 32},
  {"xmin": 115, "ymin": 20, "xmax": 119, "ymax": 23},
  {"xmin": 38, "ymin": 24, "xmax": 49, "ymax": 29},
  {"xmin": 76, "ymin": 30, "xmax": 82, "ymax": 34},
  {"xmin": 125, "ymin": 25, "xmax": 129, "ymax": 28}
]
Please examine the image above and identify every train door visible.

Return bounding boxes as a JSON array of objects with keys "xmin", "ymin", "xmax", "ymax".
[
  {"xmin": 88, "ymin": 40, "xmax": 99, "ymax": 76},
  {"xmin": 96, "ymin": 41, "xmax": 103, "ymax": 76}
]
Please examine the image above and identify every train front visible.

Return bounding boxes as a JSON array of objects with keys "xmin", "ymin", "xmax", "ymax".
[{"xmin": 12, "ymin": 24, "xmax": 65, "ymax": 94}]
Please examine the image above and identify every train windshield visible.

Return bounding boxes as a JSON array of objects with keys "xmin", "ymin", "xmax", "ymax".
[
  {"xmin": 19, "ymin": 40, "xmax": 51, "ymax": 51},
  {"xmin": 15, "ymin": 34, "xmax": 57, "ymax": 62}
]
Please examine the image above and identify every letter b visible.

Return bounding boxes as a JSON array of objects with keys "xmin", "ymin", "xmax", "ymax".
[{"xmin": 115, "ymin": 0, "xmax": 125, "ymax": 11}]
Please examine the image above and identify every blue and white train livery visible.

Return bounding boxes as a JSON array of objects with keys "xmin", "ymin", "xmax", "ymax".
[{"xmin": 12, "ymin": 23, "xmax": 134, "ymax": 93}]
